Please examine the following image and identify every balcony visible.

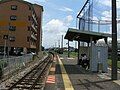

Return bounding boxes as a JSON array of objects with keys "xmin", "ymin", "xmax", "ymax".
[
  {"xmin": 31, "ymin": 34, "xmax": 37, "ymax": 40},
  {"xmin": 31, "ymin": 24, "xmax": 37, "ymax": 33},
  {"xmin": 32, "ymin": 14, "xmax": 38, "ymax": 25}
]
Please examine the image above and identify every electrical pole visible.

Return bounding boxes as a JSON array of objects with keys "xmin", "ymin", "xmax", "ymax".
[
  {"xmin": 61, "ymin": 35, "xmax": 63, "ymax": 53},
  {"xmin": 111, "ymin": 0, "xmax": 117, "ymax": 80},
  {"xmin": 77, "ymin": 18, "xmax": 81, "ymax": 65},
  {"xmin": 68, "ymin": 40, "xmax": 70, "ymax": 57},
  {"xmin": 98, "ymin": 20, "xmax": 100, "ymax": 32},
  {"xmin": 75, "ymin": 41, "xmax": 77, "ymax": 49},
  {"xmin": 58, "ymin": 40, "xmax": 60, "ymax": 48}
]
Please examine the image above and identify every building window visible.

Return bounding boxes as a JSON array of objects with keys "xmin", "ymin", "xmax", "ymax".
[
  {"xmin": 27, "ymin": 36, "xmax": 30, "ymax": 42},
  {"xmin": 3, "ymin": 35, "xmax": 8, "ymax": 39},
  {"xmin": 9, "ymin": 36, "xmax": 15, "ymax": 41},
  {"xmin": 9, "ymin": 26, "xmax": 16, "ymax": 31},
  {"xmin": 11, "ymin": 5, "xmax": 17, "ymax": 10},
  {"xmin": 28, "ymin": 26, "xmax": 31, "ymax": 31},
  {"xmin": 10, "ymin": 15, "xmax": 17, "ymax": 20},
  {"xmin": 29, "ymin": 6, "xmax": 31, "ymax": 10},
  {"xmin": 28, "ymin": 16, "xmax": 31, "ymax": 21}
]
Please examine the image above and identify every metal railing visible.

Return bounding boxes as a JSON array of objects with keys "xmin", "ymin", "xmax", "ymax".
[{"xmin": 0, "ymin": 54, "xmax": 33, "ymax": 77}]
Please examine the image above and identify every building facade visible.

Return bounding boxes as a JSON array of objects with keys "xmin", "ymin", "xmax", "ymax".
[{"xmin": 0, "ymin": 0, "xmax": 43, "ymax": 55}]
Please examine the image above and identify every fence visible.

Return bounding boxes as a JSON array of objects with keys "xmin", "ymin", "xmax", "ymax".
[{"xmin": 0, "ymin": 54, "xmax": 33, "ymax": 77}]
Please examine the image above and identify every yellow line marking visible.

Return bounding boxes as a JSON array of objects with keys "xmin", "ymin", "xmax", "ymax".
[
  {"xmin": 57, "ymin": 55, "xmax": 74, "ymax": 90},
  {"xmin": 113, "ymin": 80, "xmax": 120, "ymax": 85}
]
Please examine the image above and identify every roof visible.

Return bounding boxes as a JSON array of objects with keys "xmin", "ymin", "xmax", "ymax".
[
  {"xmin": 64, "ymin": 28, "xmax": 111, "ymax": 43},
  {"xmin": 33, "ymin": 4, "xmax": 44, "ymax": 11},
  {"xmin": 0, "ymin": 0, "xmax": 43, "ymax": 11},
  {"xmin": 0, "ymin": 0, "xmax": 31, "ymax": 6}
]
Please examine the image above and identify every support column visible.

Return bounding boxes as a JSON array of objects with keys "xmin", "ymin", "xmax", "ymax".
[
  {"xmin": 90, "ymin": 37, "xmax": 93, "ymax": 70},
  {"xmin": 104, "ymin": 38, "xmax": 107, "ymax": 44},
  {"xmin": 87, "ymin": 42, "xmax": 90, "ymax": 58},
  {"xmin": 78, "ymin": 41, "xmax": 80, "ymax": 65},
  {"xmin": 68, "ymin": 40, "xmax": 70, "ymax": 57},
  {"xmin": 112, "ymin": 0, "xmax": 117, "ymax": 80}
]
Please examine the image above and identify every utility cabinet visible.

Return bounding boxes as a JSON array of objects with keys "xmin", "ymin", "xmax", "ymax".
[{"xmin": 90, "ymin": 43, "xmax": 108, "ymax": 72}]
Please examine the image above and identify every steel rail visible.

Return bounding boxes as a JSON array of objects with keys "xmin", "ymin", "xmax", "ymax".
[
  {"xmin": 7, "ymin": 56, "xmax": 52, "ymax": 90},
  {"xmin": 29, "ymin": 57, "xmax": 52, "ymax": 89}
]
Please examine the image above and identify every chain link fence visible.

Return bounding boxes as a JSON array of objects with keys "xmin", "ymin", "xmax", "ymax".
[{"xmin": 0, "ymin": 54, "xmax": 33, "ymax": 77}]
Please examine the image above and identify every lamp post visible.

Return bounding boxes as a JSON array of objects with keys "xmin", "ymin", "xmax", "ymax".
[
  {"xmin": 61, "ymin": 35, "xmax": 63, "ymax": 54},
  {"xmin": 98, "ymin": 20, "xmax": 100, "ymax": 32},
  {"xmin": 111, "ymin": 0, "xmax": 117, "ymax": 80},
  {"xmin": 58, "ymin": 40, "xmax": 60, "ymax": 48}
]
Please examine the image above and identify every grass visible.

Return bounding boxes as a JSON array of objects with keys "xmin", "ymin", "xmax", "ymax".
[
  {"xmin": 69, "ymin": 52, "xmax": 78, "ymax": 58},
  {"xmin": 63, "ymin": 51, "xmax": 78, "ymax": 58},
  {"xmin": 107, "ymin": 59, "xmax": 120, "ymax": 69}
]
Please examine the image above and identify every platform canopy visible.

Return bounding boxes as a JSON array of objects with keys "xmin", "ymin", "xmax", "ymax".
[{"xmin": 64, "ymin": 28, "xmax": 111, "ymax": 43}]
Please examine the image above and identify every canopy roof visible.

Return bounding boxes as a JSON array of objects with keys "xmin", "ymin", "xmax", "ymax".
[{"xmin": 64, "ymin": 28, "xmax": 111, "ymax": 43}]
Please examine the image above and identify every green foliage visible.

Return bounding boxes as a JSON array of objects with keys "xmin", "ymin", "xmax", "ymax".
[
  {"xmin": 107, "ymin": 59, "xmax": 120, "ymax": 68},
  {"xmin": 63, "ymin": 51, "xmax": 77, "ymax": 58}
]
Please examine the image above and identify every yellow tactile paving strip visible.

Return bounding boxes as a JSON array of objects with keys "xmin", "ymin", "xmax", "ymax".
[{"xmin": 57, "ymin": 55, "xmax": 74, "ymax": 90}]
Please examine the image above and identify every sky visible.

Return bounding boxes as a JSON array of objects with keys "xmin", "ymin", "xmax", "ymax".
[{"xmin": 24, "ymin": 0, "xmax": 120, "ymax": 48}]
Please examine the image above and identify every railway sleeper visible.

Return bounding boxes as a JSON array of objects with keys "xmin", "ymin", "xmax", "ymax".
[
  {"xmin": 13, "ymin": 85, "xmax": 44, "ymax": 89},
  {"xmin": 7, "ymin": 56, "xmax": 53, "ymax": 90},
  {"xmin": 18, "ymin": 82, "xmax": 43, "ymax": 85}
]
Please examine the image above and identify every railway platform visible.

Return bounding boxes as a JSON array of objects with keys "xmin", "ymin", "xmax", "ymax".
[{"xmin": 45, "ymin": 54, "xmax": 120, "ymax": 90}]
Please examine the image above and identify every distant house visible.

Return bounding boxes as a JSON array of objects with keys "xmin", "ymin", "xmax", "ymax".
[{"xmin": 69, "ymin": 46, "xmax": 75, "ymax": 52}]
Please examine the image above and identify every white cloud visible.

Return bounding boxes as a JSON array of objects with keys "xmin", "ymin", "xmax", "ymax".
[
  {"xmin": 99, "ymin": 0, "xmax": 111, "ymax": 7},
  {"xmin": 59, "ymin": 7, "xmax": 73, "ymax": 12},
  {"xmin": 101, "ymin": 10, "xmax": 111, "ymax": 20},
  {"xmin": 43, "ymin": 15, "xmax": 73, "ymax": 48},
  {"xmin": 102, "ymin": 11, "xmax": 111, "ymax": 18},
  {"xmin": 66, "ymin": 15, "xmax": 73, "ymax": 22},
  {"xmin": 93, "ymin": 16, "xmax": 98, "ymax": 20},
  {"xmin": 64, "ymin": 15, "xmax": 73, "ymax": 26},
  {"xmin": 43, "ymin": 19, "xmax": 67, "ymax": 35}
]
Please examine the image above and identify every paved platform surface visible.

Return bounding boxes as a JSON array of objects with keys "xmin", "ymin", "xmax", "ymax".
[
  {"xmin": 44, "ymin": 56, "xmax": 56, "ymax": 90},
  {"xmin": 45, "ymin": 55, "xmax": 120, "ymax": 90}
]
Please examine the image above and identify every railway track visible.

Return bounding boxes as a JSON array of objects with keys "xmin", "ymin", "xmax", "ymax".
[{"xmin": 6, "ymin": 54, "xmax": 53, "ymax": 90}]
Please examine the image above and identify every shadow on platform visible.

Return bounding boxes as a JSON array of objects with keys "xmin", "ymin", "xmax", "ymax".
[
  {"xmin": 55, "ymin": 64, "xmax": 92, "ymax": 74},
  {"xmin": 76, "ymin": 79, "xmax": 112, "ymax": 90}
]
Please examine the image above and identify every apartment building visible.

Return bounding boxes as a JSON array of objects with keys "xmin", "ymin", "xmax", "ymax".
[{"xmin": 0, "ymin": 0, "xmax": 43, "ymax": 55}]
